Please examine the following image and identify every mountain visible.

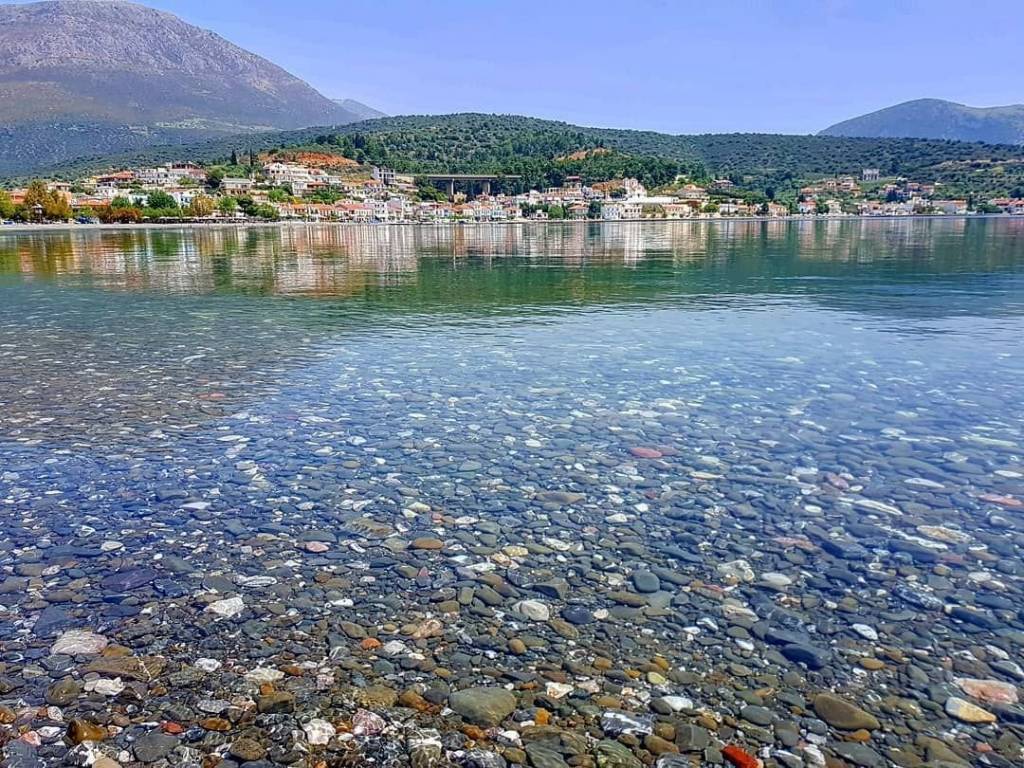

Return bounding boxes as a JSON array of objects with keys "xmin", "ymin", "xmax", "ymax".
[
  {"xmin": 25, "ymin": 114, "xmax": 1024, "ymax": 200},
  {"xmin": 0, "ymin": 0, "xmax": 365, "ymax": 175},
  {"xmin": 820, "ymin": 99, "xmax": 1024, "ymax": 145},
  {"xmin": 334, "ymin": 99, "xmax": 387, "ymax": 121}
]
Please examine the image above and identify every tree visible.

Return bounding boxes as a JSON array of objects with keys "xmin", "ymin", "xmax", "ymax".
[
  {"xmin": 587, "ymin": 200, "xmax": 603, "ymax": 219},
  {"xmin": 815, "ymin": 200, "xmax": 830, "ymax": 215},
  {"xmin": 22, "ymin": 180, "xmax": 49, "ymax": 207},
  {"xmin": 702, "ymin": 202, "xmax": 719, "ymax": 214},
  {"xmin": 23, "ymin": 180, "xmax": 72, "ymax": 220},
  {"xmin": 98, "ymin": 205, "xmax": 141, "ymax": 224},
  {"xmin": 267, "ymin": 187, "xmax": 292, "ymax": 203},
  {"xmin": 111, "ymin": 196, "xmax": 134, "ymax": 210},
  {"xmin": 187, "ymin": 195, "xmax": 215, "ymax": 218},
  {"xmin": 230, "ymin": 150, "xmax": 239, "ymax": 166},
  {"xmin": 217, "ymin": 196, "xmax": 238, "ymax": 216},
  {"xmin": 207, "ymin": 167, "xmax": 226, "ymax": 189},
  {"xmin": 252, "ymin": 203, "xmax": 279, "ymax": 220},
  {"xmin": 236, "ymin": 196, "xmax": 256, "ymax": 216},
  {"xmin": 415, "ymin": 181, "xmax": 446, "ymax": 203},
  {"xmin": 309, "ymin": 188, "xmax": 343, "ymax": 204},
  {"xmin": 146, "ymin": 190, "xmax": 177, "ymax": 209},
  {"xmin": 0, "ymin": 190, "xmax": 14, "ymax": 219}
]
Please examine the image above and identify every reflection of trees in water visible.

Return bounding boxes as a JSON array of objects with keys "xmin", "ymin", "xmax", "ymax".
[{"xmin": 0, "ymin": 219, "xmax": 1023, "ymax": 319}]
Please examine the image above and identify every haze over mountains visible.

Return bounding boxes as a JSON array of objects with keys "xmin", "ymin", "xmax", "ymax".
[
  {"xmin": 334, "ymin": 100, "xmax": 388, "ymax": 121},
  {"xmin": 0, "ymin": 0, "xmax": 374, "ymax": 174},
  {"xmin": 821, "ymin": 99, "xmax": 1024, "ymax": 145}
]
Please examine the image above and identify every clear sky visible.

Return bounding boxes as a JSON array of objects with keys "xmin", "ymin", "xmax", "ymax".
[{"xmin": 11, "ymin": 0, "xmax": 1024, "ymax": 134}]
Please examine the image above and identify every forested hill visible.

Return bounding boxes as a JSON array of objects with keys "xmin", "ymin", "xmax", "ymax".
[{"xmin": 17, "ymin": 113, "xmax": 1024, "ymax": 197}]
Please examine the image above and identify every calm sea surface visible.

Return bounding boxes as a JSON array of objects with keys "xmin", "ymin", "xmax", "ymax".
[{"xmin": 0, "ymin": 219, "xmax": 1022, "ymax": 766}]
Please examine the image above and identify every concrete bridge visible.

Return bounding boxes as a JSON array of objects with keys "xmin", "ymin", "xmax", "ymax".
[{"xmin": 417, "ymin": 174, "xmax": 523, "ymax": 198}]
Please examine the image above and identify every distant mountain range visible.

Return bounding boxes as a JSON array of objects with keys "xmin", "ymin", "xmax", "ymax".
[
  {"xmin": 821, "ymin": 99, "xmax": 1024, "ymax": 145},
  {"xmin": 0, "ymin": 0, "xmax": 380, "ymax": 174},
  {"xmin": 334, "ymin": 99, "xmax": 388, "ymax": 121}
]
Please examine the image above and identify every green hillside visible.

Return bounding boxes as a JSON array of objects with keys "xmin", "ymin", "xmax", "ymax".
[{"xmin": 14, "ymin": 113, "xmax": 1024, "ymax": 199}]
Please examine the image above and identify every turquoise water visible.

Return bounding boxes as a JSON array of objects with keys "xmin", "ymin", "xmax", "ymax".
[{"xmin": 0, "ymin": 219, "xmax": 1023, "ymax": 766}]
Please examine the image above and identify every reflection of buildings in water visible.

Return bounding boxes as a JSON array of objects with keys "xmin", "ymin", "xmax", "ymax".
[
  {"xmin": 1, "ymin": 222, "xmax": 822, "ymax": 287},
  {"xmin": 4, "ymin": 218, "xmax": 1017, "ymax": 298},
  {"xmin": 653, "ymin": 217, "xmax": 992, "ymax": 268},
  {"xmin": 6, "ymin": 232, "xmax": 76, "ymax": 275},
  {"xmin": 278, "ymin": 224, "xmax": 421, "ymax": 293},
  {"xmin": 577, "ymin": 222, "xmax": 645, "ymax": 265},
  {"xmin": 764, "ymin": 219, "xmax": 790, "ymax": 242},
  {"xmin": 666, "ymin": 220, "xmax": 712, "ymax": 260},
  {"xmin": 620, "ymin": 222, "xmax": 646, "ymax": 265},
  {"xmin": 794, "ymin": 219, "xmax": 843, "ymax": 255},
  {"xmin": 2, "ymin": 225, "xmax": 431, "ymax": 297}
]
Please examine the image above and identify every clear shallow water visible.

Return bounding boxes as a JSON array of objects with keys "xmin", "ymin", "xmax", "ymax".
[{"xmin": 1, "ymin": 219, "xmax": 1023, "ymax": 767}]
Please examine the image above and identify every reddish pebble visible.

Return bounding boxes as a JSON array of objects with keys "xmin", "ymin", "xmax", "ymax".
[
  {"xmin": 722, "ymin": 745, "xmax": 760, "ymax": 768},
  {"xmin": 979, "ymin": 493, "xmax": 1021, "ymax": 508},
  {"xmin": 161, "ymin": 722, "xmax": 185, "ymax": 735},
  {"xmin": 305, "ymin": 542, "xmax": 329, "ymax": 553},
  {"xmin": 629, "ymin": 447, "xmax": 663, "ymax": 459}
]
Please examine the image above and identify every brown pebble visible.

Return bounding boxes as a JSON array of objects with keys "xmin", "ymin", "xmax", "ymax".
[
  {"xmin": 644, "ymin": 734, "xmax": 679, "ymax": 755},
  {"xmin": 67, "ymin": 719, "xmax": 107, "ymax": 744},
  {"xmin": 200, "ymin": 718, "xmax": 232, "ymax": 732},
  {"xmin": 411, "ymin": 537, "xmax": 445, "ymax": 550}
]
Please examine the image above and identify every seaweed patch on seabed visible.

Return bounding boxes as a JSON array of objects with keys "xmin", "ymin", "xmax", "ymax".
[{"xmin": 0, "ymin": 220, "xmax": 1023, "ymax": 768}]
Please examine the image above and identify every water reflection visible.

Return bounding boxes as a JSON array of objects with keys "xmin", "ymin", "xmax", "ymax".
[
  {"xmin": 3, "ymin": 219, "xmax": 1024, "ymax": 311},
  {"xmin": 1, "ymin": 219, "xmax": 1023, "ymax": 446}
]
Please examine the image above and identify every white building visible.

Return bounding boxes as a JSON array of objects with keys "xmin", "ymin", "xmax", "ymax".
[
  {"xmin": 221, "ymin": 178, "xmax": 254, "ymax": 194},
  {"xmin": 135, "ymin": 163, "xmax": 206, "ymax": 187},
  {"xmin": 169, "ymin": 188, "xmax": 200, "ymax": 207},
  {"xmin": 601, "ymin": 201, "xmax": 642, "ymax": 220},
  {"xmin": 664, "ymin": 203, "xmax": 694, "ymax": 219},
  {"xmin": 931, "ymin": 199, "xmax": 968, "ymax": 215},
  {"xmin": 372, "ymin": 167, "xmax": 396, "ymax": 186},
  {"xmin": 371, "ymin": 199, "xmax": 390, "ymax": 221},
  {"xmin": 263, "ymin": 163, "xmax": 343, "ymax": 195},
  {"xmin": 623, "ymin": 178, "xmax": 647, "ymax": 200}
]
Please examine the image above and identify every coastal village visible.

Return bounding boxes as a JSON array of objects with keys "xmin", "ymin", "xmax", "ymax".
[{"xmin": 2, "ymin": 156, "xmax": 1024, "ymax": 225}]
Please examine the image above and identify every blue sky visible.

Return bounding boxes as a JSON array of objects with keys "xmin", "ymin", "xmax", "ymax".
[{"xmin": 12, "ymin": 0, "xmax": 1024, "ymax": 133}]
